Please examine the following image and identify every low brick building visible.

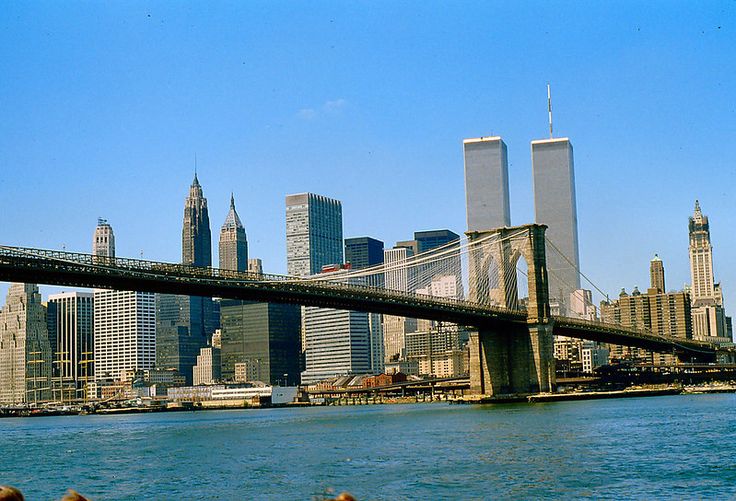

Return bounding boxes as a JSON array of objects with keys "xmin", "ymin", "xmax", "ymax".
[{"xmin": 362, "ymin": 372, "xmax": 407, "ymax": 388}]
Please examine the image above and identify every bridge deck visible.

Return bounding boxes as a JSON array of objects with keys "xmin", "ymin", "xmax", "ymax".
[
  {"xmin": 553, "ymin": 317, "xmax": 721, "ymax": 356},
  {"xmin": 0, "ymin": 245, "xmax": 526, "ymax": 328},
  {"xmin": 0, "ymin": 244, "xmax": 726, "ymax": 358}
]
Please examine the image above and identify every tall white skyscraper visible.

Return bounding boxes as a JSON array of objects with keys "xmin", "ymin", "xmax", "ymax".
[
  {"xmin": 531, "ymin": 137, "xmax": 581, "ymax": 311},
  {"xmin": 93, "ymin": 290, "xmax": 156, "ymax": 380},
  {"xmin": 688, "ymin": 201, "xmax": 731, "ymax": 343},
  {"xmin": 463, "ymin": 136, "xmax": 511, "ymax": 231},
  {"xmin": 286, "ymin": 193, "xmax": 343, "ymax": 277},
  {"xmin": 689, "ymin": 201, "xmax": 719, "ymax": 305},
  {"xmin": 92, "ymin": 219, "xmax": 156, "ymax": 381},
  {"xmin": 286, "ymin": 193, "xmax": 372, "ymax": 383}
]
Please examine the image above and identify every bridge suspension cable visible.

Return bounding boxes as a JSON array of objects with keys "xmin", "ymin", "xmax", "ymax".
[{"xmin": 297, "ymin": 228, "xmax": 532, "ymax": 310}]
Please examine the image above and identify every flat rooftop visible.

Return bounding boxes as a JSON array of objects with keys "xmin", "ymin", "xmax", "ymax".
[
  {"xmin": 530, "ymin": 137, "xmax": 571, "ymax": 145},
  {"xmin": 463, "ymin": 136, "xmax": 502, "ymax": 144}
]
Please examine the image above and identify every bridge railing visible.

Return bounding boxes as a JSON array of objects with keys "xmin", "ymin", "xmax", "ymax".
[
  {"xmin": 555, "ymin": 315, "xmax": 660, "ymax": 338},
  {"xmin": 554, "ymin": 315, "xmax": 720, "ymax": 352},
  {"xmin": 0, "ymin": 245, "xmax": 525, "ymax": 319}
]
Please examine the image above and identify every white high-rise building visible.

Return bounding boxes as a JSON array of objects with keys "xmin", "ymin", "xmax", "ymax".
[
  {"xmin": 286, "ymin": 193, "xmax": 373, "ymax": 383},
  {"xmin": 688, "ymin": 201, "xmax": 731, "ymax": 343},
  {"xmin": 569, "ymin": 289, "xmax": 597, "ymax": 320},
  {"xmin": 531, "ymin": 137, "xmax": 581, "ymax": 313},
  {"xmin": 285, "ymin": 193, "xmax": 343, "ymax": 277},
  {"xmin": 409, "ymin": 275, "xmax": 466, "ymax": 378},
  {"xmin": 93, "ymin": 290, "xmax": 156, "ymax": 381},
  {"xmin": 416, "ymin": 275, "xmax": 458, "ymax": 300},
  {"xmin": 91, "ymin": 219, "xmax": 156, "ymax": 381},
  {"xmin": 300, "ymin": 307, "xmax": 371, "ymax": 384},
  {"xmin": 463, "ymin": 136, "xmax": 511, "ymax": 231}
]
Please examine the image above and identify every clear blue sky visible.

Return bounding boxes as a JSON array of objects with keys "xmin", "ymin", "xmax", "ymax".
[{"xmin": 1, "ymin": 2, "xmax": 735, "ymax": 312}]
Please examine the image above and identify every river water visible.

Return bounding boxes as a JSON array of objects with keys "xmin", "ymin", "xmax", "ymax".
[{"xmin": 1, "ymin": 394, "xmax": 735, "ymax": 500}]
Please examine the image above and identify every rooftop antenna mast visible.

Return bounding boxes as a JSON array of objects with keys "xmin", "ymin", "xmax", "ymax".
[{"xmin": 547, "ymin": 82, "xmax": 553, "ymax": 139}]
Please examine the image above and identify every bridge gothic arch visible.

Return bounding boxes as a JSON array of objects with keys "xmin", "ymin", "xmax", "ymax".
[{"xmin": 466, "ymin": 224, "xmax": 555, "ymax": 397}]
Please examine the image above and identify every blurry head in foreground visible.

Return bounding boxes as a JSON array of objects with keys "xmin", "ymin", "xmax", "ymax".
[
  {"xmin": 0, "ymin": 486, "xmax": 24, "ymax": 501},
  {"xmin": 328, "ymin": 494, "xmax": 356, "ymax": 501},
  {"xmin": 60, "ymin": 490, "xmax": 89, "ymax": 501}
]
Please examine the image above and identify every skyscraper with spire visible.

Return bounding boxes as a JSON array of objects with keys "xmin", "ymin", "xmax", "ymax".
[
  {"xmin": 182, "ymin": 172, "xmax": 212, "ymax": 267},
  {"xmin": 218, "ymin": 195, "xmax": 301, "ymax": 386},
  {"xmin": 156, "ymin": 173, "xmax": 217, "ymax": 384},
  {"xmin": 531, "ymin": 86, "xmax": 580, "ymax": 314},
  {"xmin": 688, "ymin": 200, "xmax": 731, "ymax": 343},
  {"xmin": 219, "ymin": 194, "xmax": 248, "ymax": 272},
  {"xmin": 689, "ymin": 201, "xmax": 718, "ymax": 305}
]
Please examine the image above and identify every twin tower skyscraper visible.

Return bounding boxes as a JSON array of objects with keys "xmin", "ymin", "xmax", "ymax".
[{"xmin": 463, "ymin": 134, "xmax": 581, "ymax": 311}]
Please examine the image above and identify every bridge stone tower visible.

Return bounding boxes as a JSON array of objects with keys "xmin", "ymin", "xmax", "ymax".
[{"xmin": 466, "ymin": 224, "xmax": 555, "ymax": 396}]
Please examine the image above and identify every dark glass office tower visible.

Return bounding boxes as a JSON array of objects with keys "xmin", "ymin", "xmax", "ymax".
[
  {"xmin": 414, "ymin": 229, "xmax": 462, "ymax": 295},
  {"xmin": 220, "ymin": 301, "xmax": 301, "ymax": 385},
  {"xmin": 344, "ymin": 236, "xmax": 385, "ymax": 373},
  {"xmin": 414, "ymin": 229, "xmax": 460, "ymax": 253},
  {"xmin": 345, "ymin": 237, "xmax": 384, "ymax": 269}
]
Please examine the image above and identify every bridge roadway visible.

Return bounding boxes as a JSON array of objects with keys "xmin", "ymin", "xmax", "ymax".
[{"xmin": 0, "ymin": 244, "xmax": 724, "ymax": 358}]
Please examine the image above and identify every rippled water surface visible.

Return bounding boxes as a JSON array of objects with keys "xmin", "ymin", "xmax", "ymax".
[{"xmin": 2, "ymin": 394, "xmax": 736, "ymax": 500}]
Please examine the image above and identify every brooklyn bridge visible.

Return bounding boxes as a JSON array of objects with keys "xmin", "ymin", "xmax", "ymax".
[{"xmin": 0, "ymin": 223, "xmax": 731, "ymax": 397}]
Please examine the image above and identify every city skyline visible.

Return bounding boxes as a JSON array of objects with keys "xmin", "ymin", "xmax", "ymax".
[
  {"xmin": 2, "ymin": 5, "xmax": 736, "ymax": 500},
  {"xmin": 0, "ymin": 156, "xmax": 727, "ymax": 311},
  {"xmin": 0, "ymin": 3, "xmax": 734, "ymax": 315}
]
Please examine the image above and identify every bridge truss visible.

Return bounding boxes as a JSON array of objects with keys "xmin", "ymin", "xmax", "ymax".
[{"xmin": 0, "ymin": 230, "xmax": 727, "ymax": 359}]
